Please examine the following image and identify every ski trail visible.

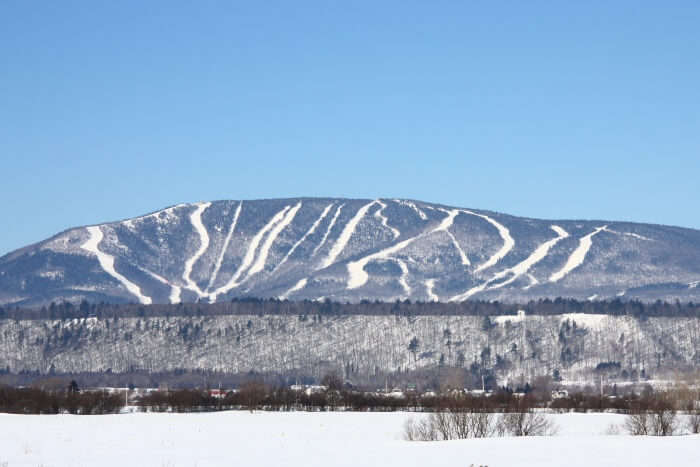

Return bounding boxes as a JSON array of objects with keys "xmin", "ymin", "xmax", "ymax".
[
  {"xmin": 321, "ymin": 200, "xmax": 376, "ymax": 269},
  {"xmin": 374, "ymin": 200, "xmax": 400, "ymax": 239},
  {"xmin": 434, "ymin": 208, "xmax": 470, "ymax": 266},
  {"xmin": 450, "ymin": 282, "xmax": 490, "ymax": 302},
  {"xmin": 312, "ymin": 204, "xmax": 344, "ymax": 257},
  {"xmin": 279, "ymin": 278, "xmax": 308, "ymax": 300},
  {"xmin": 394, "ymin": 199, "xmax": 428, "ymax": 220},
  {"xmin": 523, "ymin": 273, "xmax": 539, "ymax": 290},
  {"xmin": 246, "ymin": 202, "xmax": 302, "ymax": 278},
  {"xmin": 602, "ymin": 227, "xmax": 652, "ymax": 241},
  {"xmin": 81, "ymin": 226, "xmax": 152, "ymax": 305},
  {"xmin": 432, "ymin": 208, "xmax": 459, "ymax": 233},
  {"xmin": 394, "ymin": 258, "xmax": 411, "ymax": 296},
  {"xmin": 487, "ymin": 225, "xmax": 569, "ymax": 290},
  {"xmin": 206, "ymin": 201, "xmax": 242, "ymax": 292},
  {"xmin": 209, "ymin": 205, "xmax": 291, "ymax": 300},
  {"xmin": 549, "ymin": 226, "xmax": 607, "ymax": 283},
  {"xmin": 347, "ymin": 208, "xmax": 457, "ymax": 289},
  {"xmin": 182, "ymin": 202, "xmax": 212, "ymax": 297},
  {"xmin": 460, "ymin": 209, "xmax": 514, "ymax": 272},
  {"xmin": 446, "ymin": 231, "xmax": 470, "ymax": 266},
  {"xmin": 450, "ymin": 225, "xmax": 568, "ymax": 301},
  {"xmin": 139, "ymin": 267, "xmax": 182, "ymax": 304},
  {"xmin": 273, "ymin": 203, "xmax": 333, "ymax": 274},
  {"xmin": 424, "ymin": 279, "xmax": 439, "ymax": 301}
]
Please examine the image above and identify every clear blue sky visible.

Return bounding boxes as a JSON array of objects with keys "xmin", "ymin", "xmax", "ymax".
[{"xmin": 1, "ymin": 1, "xmax": 699, "ymax": 255}]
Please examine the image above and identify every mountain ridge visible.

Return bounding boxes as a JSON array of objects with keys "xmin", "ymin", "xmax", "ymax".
[{"xmin": 2, "ymin": 197, "xmax": 699, "ymax": 307}]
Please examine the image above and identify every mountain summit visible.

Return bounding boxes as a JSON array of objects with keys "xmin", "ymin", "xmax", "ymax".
[{"xmin": 2, "ymin": 198, "xmax": 699, "ymax": 306}]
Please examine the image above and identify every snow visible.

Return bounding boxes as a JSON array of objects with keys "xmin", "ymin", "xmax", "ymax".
[
  {"xmin": 431, "ymin": 208, "xmax": 459, "ymax": 233},
  {"xmin": 560, "ymin": 313, "xmax": 607, "ymax": 330},
  {"xmin": 273, "ymin": 203, "xmax": 334, "ymax": 274},
  {"xmin": 182, "ymin": 202, "xmax": 212, "ymax": 297},
  {"xmin": 210, "ymin": 205, "xmax": 292, "ymax": 298},
  {"xmin": 139, "ymin": 267, "xmax": 181, "ymax": 304},
  {"xmin": 246, "ymin": 202, "xmax": 302, "ymax": 277},
  {"xmin": 523, "ymin": 273, "xmax": 539, "ymax": 290},
  {"xmin": 689, "ymin": 281, "xmax": 699, "ymax": 289},
  {"xmin": 348, "ymin": 208, "xmax": 473, "ymax": 291},
  {"xmin": 394, "ymin": 258, "xmax": 411, "ymax": 296},
  {"xmin": 603, "ymin": 227, "xmax": 652, "ymax": 241},
  {"xmin": 347, "ymin": 232, "xmax": 425, "ymax": 290},
  {"xmin": 394, "ymin": 199, "xmax": 428, "ymax": 220},
  {"xmin": 312, "ymin": 204, "xmax": 343, "ymax": 258},
  {"xmin": 460, "ymin": 210, "xmax": 515, "ymax": 272},
  {"xmin": 322, "ymin": 200, "xmax": 376, "ymax": 269},
  {"xmin": 424, "ymin": 279, "xmax": 439, "ymax": 301},
  {"xmin": 494, "ymin": 309, "xmax": 526, "ymax": 325},
  {"xmin": 1, "ymin": 412, "xmax": 697, "ymax": 467},
  {"xmin": 549, "ymin": 226, "xmax": 607, "ymax": 283},
  {"xmin": 470, "ymin": 225, "xmax": 569, "ymax": 296},
  {"xmin": 445, "ymin": 230, "xmax": 470, "ymax": 266},
  {"xmin": 207, "ymin": 201, "xmax": 242, "ymax": 292},
  {"xmin": 280, "ymin": 278, "xmax": 308, "ymax": 300},
  {"xmin": 374, "ymin": 200, "xmax": 400, "ymax": 239},
  {"xmin": 80, "ymin": 226, "xmax": 152, "ymax": 305}
]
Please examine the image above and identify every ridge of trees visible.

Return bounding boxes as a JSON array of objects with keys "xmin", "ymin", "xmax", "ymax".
[{"xmin": 1, "ymin": 297, "xmax": 698, "ymax": 321}]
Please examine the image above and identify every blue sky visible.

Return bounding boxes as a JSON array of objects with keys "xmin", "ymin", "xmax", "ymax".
[{"xmin": 1, "ymin": 1, "xmax": 699, "ymax": 255}]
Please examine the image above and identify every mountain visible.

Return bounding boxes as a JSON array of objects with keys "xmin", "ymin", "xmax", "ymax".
[{"xmin": 1, "ymin": 198, "xmax": 699, "ymax": 306}]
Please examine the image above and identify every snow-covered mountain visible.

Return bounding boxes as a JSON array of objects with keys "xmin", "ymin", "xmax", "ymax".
[{"xmin": 2, "ymin": 198, "xmax": 699, "ymax": 306}]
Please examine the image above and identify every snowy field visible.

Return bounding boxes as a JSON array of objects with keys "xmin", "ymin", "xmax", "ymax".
[{"xmin": 1, "ymin": 411, "xmax": 698, "ymax": 466}]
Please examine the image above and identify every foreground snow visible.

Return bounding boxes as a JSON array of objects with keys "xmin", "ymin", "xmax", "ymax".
[{"xmin": 1, "ymin": 412, "xmax": 697, "ymax": 466}]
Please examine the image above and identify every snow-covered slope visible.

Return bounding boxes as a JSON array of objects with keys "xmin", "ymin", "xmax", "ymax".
[{"xmin": 1, "ymin": 198, "xmax": 699, "ymax": 306}]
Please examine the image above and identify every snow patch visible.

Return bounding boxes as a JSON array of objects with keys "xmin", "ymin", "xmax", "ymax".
[
  {"xmin": 80, "ymin": 226, "xmax": 152, "ymax": 305},
  {"xmin": 560, "ymin": 313, "xmax": 607, "ymax": 330},
  {"xmin": 689, "ymin": 281, "xmax": 699, "ymax": 289},
  {"xmin": 424, "ymin": 279, "xmax": 439, "ymax": 301},
  {"xmin": 493, "ymin": 309, "xmax": 526, "ymax": 325},
  {"xmin": 550, "ymin": 226, "xmax": 607, "ymax": 283}
]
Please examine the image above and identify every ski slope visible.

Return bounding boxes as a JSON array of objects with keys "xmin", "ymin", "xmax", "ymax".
[{"xmin": 80, "ymin": 226, "xmax": 152, "ymax": 305}]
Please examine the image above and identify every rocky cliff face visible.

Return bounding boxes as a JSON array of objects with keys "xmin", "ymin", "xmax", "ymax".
[{"xmin": 2, "ymin": 198, "xmax": 699, "ymax": 306}]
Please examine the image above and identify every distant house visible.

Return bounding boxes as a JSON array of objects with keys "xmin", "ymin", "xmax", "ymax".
[
  {"xmin": 290, "ymin": 384, "xmax": 327, "ymax": 396},
  {"xmin": 208, "ymin": 389, "xmax": 226, "ymax": 399}
]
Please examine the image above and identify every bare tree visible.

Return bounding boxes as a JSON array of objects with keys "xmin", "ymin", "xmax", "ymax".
[{"xmin": 686, "ymin": 411, "xmax": 700, "ymax": 434}]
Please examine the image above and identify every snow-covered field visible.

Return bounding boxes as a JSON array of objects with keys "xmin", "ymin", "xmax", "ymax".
[{"xmin": 1, "ymin": 412, "xmax": 698, "ymax": 466}]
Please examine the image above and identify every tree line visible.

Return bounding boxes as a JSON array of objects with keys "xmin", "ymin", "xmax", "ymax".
[{"xmin": 1, "ymin": 296, "xmax": 698, "ymax": 321}]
